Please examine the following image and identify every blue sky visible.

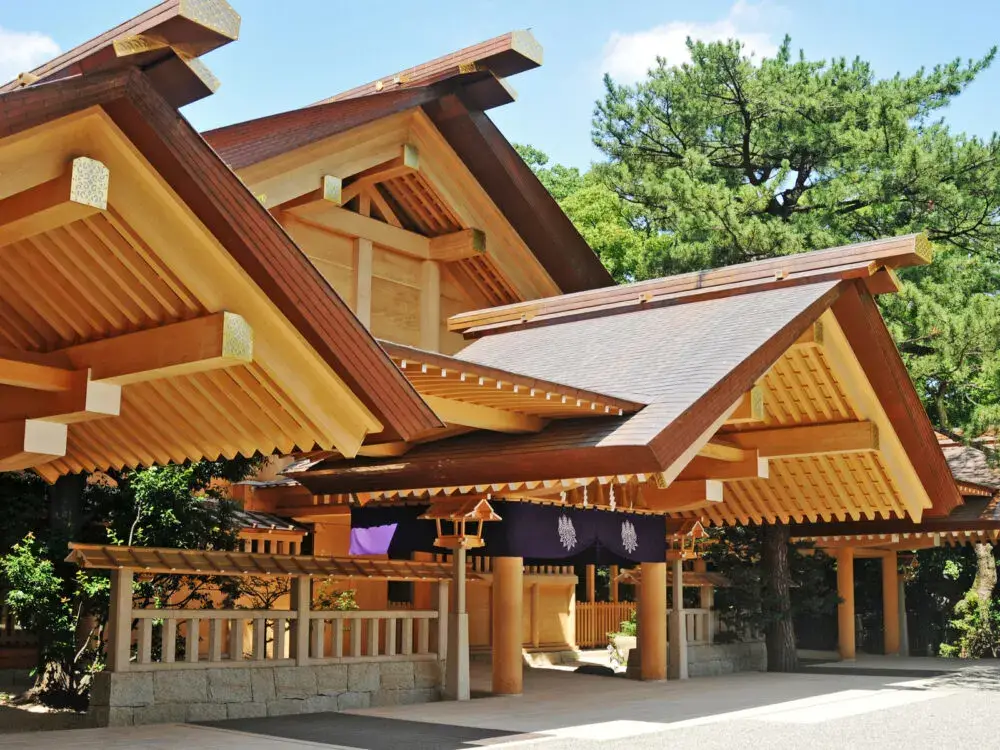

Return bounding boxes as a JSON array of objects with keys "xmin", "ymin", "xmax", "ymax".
[{"xmin": 2, "ymin": 0, "xmax": 998, "ymax": 169}]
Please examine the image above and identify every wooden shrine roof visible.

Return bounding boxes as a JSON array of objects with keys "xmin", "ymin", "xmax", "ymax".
[
  {"xmin": 318, "ymin": 30, "xmax": 543, "ymax": 110},
  {"xmin": 65, "ymin": 543, "xmax": 471, "ymax": 581},
  {"xmin": 0, "ymin": 43, "xmax": 441, "ymax": 478},
  {"xmin": 0, "ymin": 0, "xmax": 240, "ymax": 108},
  {"xmin": 450, "ymin": 235, "xmax": 926, "ymax": 337},
  {"xmin": 291, "ymin": 235, "xmax": 961, "ymax": 526},
  {"xmin": 202, "ymin": 34, "xmax": 613, "ymax": 295}
]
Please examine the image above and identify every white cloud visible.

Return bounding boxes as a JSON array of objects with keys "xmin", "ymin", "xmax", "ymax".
[
  {"xmin": 601, "ymin": 1, "xmax": 781, "ymax": 83},
  {"xmin": 0, "ymin": 27, "xmax": 59, "ymax": 85}
]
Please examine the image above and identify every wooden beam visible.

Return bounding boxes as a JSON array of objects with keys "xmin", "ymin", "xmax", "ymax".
[
  {"xmin": 354, "ymin": 238, "xmax": 374, "ymax": 328},
  {"xmin": 696, "ymin": 440, "xmax": 747, "ymax": 462},
  {"xmin": 678, "ymin": 454, "xmax": 769, "ymax": 482},
  {"xmin": 726, "ymin": 421, "xmax": 879, "ymax": 458},
  {"xmin": 423, "ymin": 395, "xmax": 546, "ymax": 433},
  {"xmin": 60, "ymin": 312, "xmax": 253, "ymax": 386},
  {"xmin": 283, "ymin": 203, "xmax": 430, "ymax": 259},
  {"xmin": 0, "ymin": 419, "xmax": 67, "ymax": 471},
  {"xmin": 340, "ymin": 144, "xmax": 419, "ymax": 204},
  {"xmin": 726, "ymin": 386, "xmax": 765, "ymax": 424},
  {"xmin": 793, "ymin": 321, "xmax": 824, "ymax": 349},
  {"xmin": 0, "ymin": 157, "xmax": 109, "ymax": 246},
  {"xmin": 0, "ymin": 355, "xmax": 75, "ymax": 392},
  {"xmin": 0, "ymin": 371, "xmax": 120, "ymax": 424},
  {"xmin": 429, "ymin": 229, "xmax": 486, "ymax": 262},
  {"xmin": 641, "ymin": 480, "xmax": 724, "ymax": 512}
]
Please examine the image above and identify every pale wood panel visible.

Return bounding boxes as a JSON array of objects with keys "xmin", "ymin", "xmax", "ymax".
[
  {"xmin": 372, "ymin": 245, "xmax": 422, "ymax": 289},
  {"xmin": 370, "ymin": 278, "xmax": 420, "ymax": 346}
]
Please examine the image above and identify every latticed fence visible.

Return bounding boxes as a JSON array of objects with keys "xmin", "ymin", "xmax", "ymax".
[{"xmin": 576, "ymin": 602, "xmax": 635, "ymax": 648}]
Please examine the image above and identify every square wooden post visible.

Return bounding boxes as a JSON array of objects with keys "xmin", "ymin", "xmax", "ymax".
[
  {"xmin": 898, "ymin": 573, "xmax": 909, "ymax": 657},
  {"xmin": 291, "ymin": 574, "xmax": 311, "ymax": 666},
  {"xmin": 445, "ymin": 548, "xmax": 470, "ymax": 701},
  {"xmin": 585, "ymin": 564, "xmax": 596, "ymax": 603},
  {"xmin": 610, "ymin": 565, "xmax": 619, "ymax": 603},
  {"xmin": 882, "ymin": 551, "xmax": 900, "ymax": 655},
  {"xmin": 107, "ymin": 567, "xmax": 133, "ymax": 672},
  {"xmin": 638, "ymin": 561, "xmax": 667, "ymax": 681},
  {"xmin": 668, "ymin": 558, "xmax": 688, "ymax": 680},
  {"xmin": 492, "ymin": 556, "xmax": 523, "ymax": 695},
  {"xmin": 837, "ymin": 547, "xmax": 856, "ymax": 660}
]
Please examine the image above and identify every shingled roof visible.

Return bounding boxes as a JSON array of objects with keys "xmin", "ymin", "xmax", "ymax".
[{"xmin": 292, "ymin": 234, "xmax": 963, "ymax": 522}]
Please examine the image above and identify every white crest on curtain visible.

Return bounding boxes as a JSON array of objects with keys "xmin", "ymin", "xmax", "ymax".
[
  {"xmin": 621, "ymin": 520, "xmax": 638, "ymax": 554},
  {"xmin": 558, "ymin": 514, "xmax": 578, "ymax": 551}
]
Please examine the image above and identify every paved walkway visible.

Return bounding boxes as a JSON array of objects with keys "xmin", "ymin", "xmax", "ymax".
[{"xmin": 4, "ymin": 658, "xmax": 1000, "ymax": 749}]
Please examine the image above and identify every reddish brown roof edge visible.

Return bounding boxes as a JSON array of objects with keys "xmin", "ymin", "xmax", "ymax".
[
  {"xmin": 0, "ymin": 0, "xmax": 240, "ymax": 108},
  {"xmin": 450, "ymin": 234, "xmax": 930, "ymax": 334},
  {"xmin": 317, "ymin": 30, "xmax": 543, "ymax": 107},
  {"xmin": 832, "ymin": 281, "xmax": 964, "ymax": 518},
  {"xmin": 0, "ymin": 68, "xmax": 442, "ymax": 443}
]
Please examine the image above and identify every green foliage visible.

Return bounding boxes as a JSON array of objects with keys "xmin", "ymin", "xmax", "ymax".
[
  {"xmin": 703, "ymin": 526, "xmax": 839, "ymax": 639},
  {"xmin": 615, "ymin": 608, "xmax": 638, "ymax": 637},
  {"xmin": 1, "ymin": 534, "xmax": 108, "ymax": 705},
  {"xmin": 0, "ymin": 455, "xmax": 264, "ymax": 703},
  {"xmin": 314, "ymin": 581, "xmax": 359, "ymax": 611},
  {"xmin": 593, "ymin": 36, "xmax": 999, "ymax": 270},
  {"xmin": 939, "ymin": 591, "xmax": 1000, "ymax": 658}
]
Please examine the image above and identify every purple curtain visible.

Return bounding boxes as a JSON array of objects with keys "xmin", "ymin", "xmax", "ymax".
[{"xmin": 349, "ymin": 523, "xmax": 397, "ymax": 555}]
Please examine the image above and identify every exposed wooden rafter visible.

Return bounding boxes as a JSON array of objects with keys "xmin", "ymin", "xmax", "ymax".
[
  {"xmin": 0, "ymin": 157, "xmax": 109, "ymax": 247},
  {"xmin": 0, "ymin": 419, "xmax": 67, "ymax": 471},
  {"xmin": 641, "ymin": 480, "xmax": 724, "ymax": 512},
  {"xmin": 726, "ymin": 421, "xmax": 879, "ymax": 458}
]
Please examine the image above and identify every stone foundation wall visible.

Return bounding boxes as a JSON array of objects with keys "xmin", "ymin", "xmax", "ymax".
[
  {"xmin": 89, "ymin": 660, "xmax": 443, "ymax": 726},
  {"xmin": 687, "ymin": 641, "xmax": 766, "ymax": 677}
]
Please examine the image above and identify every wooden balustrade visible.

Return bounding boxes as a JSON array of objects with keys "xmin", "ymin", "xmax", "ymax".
[
  {"xmin": 671, "ymin": 607, "xmax": 714, "ymax": 645},
  {"xmin": 307, "ymin": 610, "xmax": 439, "ymax": 662},
  {"xmin": 124, "ymin": 606, "xmax": 442, "ymax": 671}
]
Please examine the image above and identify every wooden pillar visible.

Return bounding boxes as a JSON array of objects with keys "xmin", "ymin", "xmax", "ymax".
[
  {"xmin": 353, "ymin": 238, "xmax": 373, "ymax": 329},
  {"xmin": 445, "ymin": 548, "xmax": 470, "ymax": 701},
  {"xmin": 882, "ymin": 551, "xmax": 900, "ymax": 656},
  {"xmin": 107, "ymin": 567, "xmax": 133, "ymax": 672},
  {"xmin": 638, "ymin": 561, "xmax": 667, "ymax": 681},
  {"xmin": 435, "ymin": 579, "xmax": 449, "ymax": 663},
  {"xmin": 585, "ymin": 564, "xmax": 596, "ymax": 603},
  {"xmin": 898, "ymin": 573, "xmax": 909, "ymax": 657},
  {"xmin": 291, "ymin": 574, "xmax": 311, "ymax": 666},
  {"xmin": 694, "ymin": 558, "xmax": 714, "ymax": 643},
  {"xmin": 610, "ymin": 565, "xmax": 619, "ymax": 603},
  {"xmin": 837, "ymin": 547, "xmax": 856, "ymax": 661},
  {"xmin": 420, "ymin": 260, "xmax": 440, "ymax": 351},
  {"xmin": 668, "ymin": 558, "xmax": 688, "ymax": 680},
  {"xmin": 492, "ymin": 557, "xmax": 523, "ymax": 695}
]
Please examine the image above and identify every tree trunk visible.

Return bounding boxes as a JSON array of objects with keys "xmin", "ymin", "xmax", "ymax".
[
  {"xmin": 762, "ymin": 523, "xmax": 799, "ymax": 672},
  {"xmin": 972, "ymin": 543, "xmax": 997, "ymax": 614},
  {"xmin": 48, "ymin": 472, "xmax": 87, "ymax": 543}
]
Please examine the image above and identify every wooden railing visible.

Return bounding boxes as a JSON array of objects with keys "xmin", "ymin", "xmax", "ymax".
[
  {"xmin": 673, "ymin": 607, "xmax": 714, "ymax": 645},
  {"xmin": 128, "ymin": 607, "xmax": 442, "ymax": 670},
  {"xmin": 576, "ymin": 602, "xmax": 635, "ymax": 648},
  {"xmin": 576, "ymin": 604, "xmax": 716, "ymax": 648},
  {"xmin": 308, "ymin": 610, "xmax": 440, "ymax": 662}
]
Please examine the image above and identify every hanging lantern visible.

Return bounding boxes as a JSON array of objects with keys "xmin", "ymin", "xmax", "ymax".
[{"xmin": 419, "ymin": 496, "xmax": 501, "ymax": 550}]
